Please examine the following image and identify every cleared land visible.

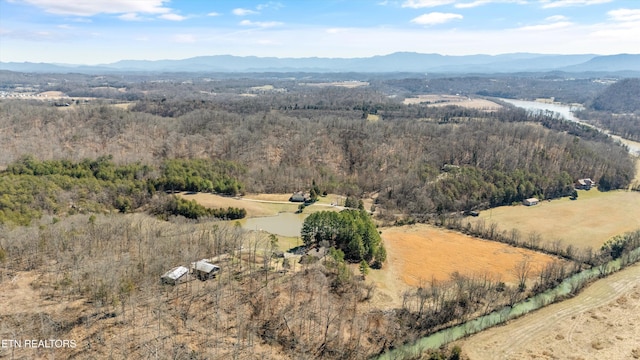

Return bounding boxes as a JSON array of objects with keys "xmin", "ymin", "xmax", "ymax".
[
  {"xmin": 461, "ymin": 262, "xmax": 640, "ymax": 360},
  {"xmin": 179, "ymin": 192, "xmax": 349, "ymax": 220},
  {"xmin": 380, "ymin": 224, "xmax": 561, "ymax": 287},
  {"xmin": 633, "ymin": 158, "xmax": 640, "ymax": 189},
  {"xmin": 469, "ymin": 190, "xmax": 640, "ymax": 251},
  {"xmin": 179, "ymin": 192, "xmax": 298, "ymax": 217},
  {"xmin": 402, "ymin": 95, "xmax": 502, "ymax": 110},
  {"xmin": 299, "ymin": 81, "xmax": 369, "ymax": 88}
]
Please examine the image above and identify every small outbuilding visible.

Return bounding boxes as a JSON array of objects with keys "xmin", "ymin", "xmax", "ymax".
[
  {"xmin": 523, "ymin": 198, "xmax": 539, "ymax": 206},
  {"xmin": 306, "ymin": 247, "xmax": 328, "ymax": 260},
  {"xmin": 289, "ymin": 191, "xmax": 309, "ymax": 203},
  {"xmin": 191, "ymin": 260, "xmax": 220, "ymax": 281},
  {"xmin": 575, "ymin": 178, "xmax": 594, "ymax": 190},
  {"xmin": 161, "ymin": 266, "xmax": 189, "ymax": 286}
]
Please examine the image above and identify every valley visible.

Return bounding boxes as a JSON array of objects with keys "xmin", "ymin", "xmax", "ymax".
[{"xmin": 1, "ymin": 70, "xmax": 639, "ymax": 360}]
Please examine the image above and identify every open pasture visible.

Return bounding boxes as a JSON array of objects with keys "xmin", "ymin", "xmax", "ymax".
[
  {"xmin": 179, "ymin": 192, "xmax": 298, "ymax": 217},
  {"xmin": 180, "ymin": 192, "xmax": 346, "ymax": 219},
  {"xmin": 470, "ymin": 190, "xmax": 640, "ymax": 251},
  {"xmin": 300, "ymin": 81, "xmax": 369, "ymax": 88},
  {"xmin": 402, "ymin": 94, "xmax": 502, "ymax": 110},
  {"xmin": 461, "ymin": 262, "xmax": 640, "ymax": 360},
  {"xmin": 381, "ymin": 224, "xmax": 561, "ymax": 287}
]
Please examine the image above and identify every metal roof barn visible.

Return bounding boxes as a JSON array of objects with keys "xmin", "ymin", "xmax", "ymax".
[{"xmin": 161, "ymin": 266, "xmax": 189, "ymax": 285}]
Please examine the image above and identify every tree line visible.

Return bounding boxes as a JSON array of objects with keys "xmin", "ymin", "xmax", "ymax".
[
  {"xmin": 301, "ymin": 209, "xmax": 386, "ymax": 266},
  {"xmin": 1, "ymin": 78, "xmax": 636, "ymax": 219},
  {"xmin": 0, "ymin": 156, "xmax": 246, "ymax": 225}
]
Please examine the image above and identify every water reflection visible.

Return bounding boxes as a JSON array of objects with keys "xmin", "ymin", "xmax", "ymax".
[{"xmin": 500, "ymin": 98, "xmax": 640, "ymax": 156}]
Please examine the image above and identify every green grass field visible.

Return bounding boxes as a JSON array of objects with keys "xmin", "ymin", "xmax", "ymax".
[{"xmin": 471, "ymin": 189, "xmax": 640, "ymax": 251}]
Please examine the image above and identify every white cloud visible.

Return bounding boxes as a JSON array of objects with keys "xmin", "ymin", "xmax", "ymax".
[
  {"xmin": 239, "ymin": 20, "xmax": 283, "ymax": 28},
  {"xmin": 517, "ymin": 21, "xmax": 572, "ymax": 31},
  {"xmin": 159, "ymin": 13, "xmax": 186, "ymax": 21},
  {"xmin": 515, "ymin": 14, "xmax": 575, "ymax": 31},
  {"xmin": 233, "ymin": 8, "xmax": 258, "ymax": 16},
  {"xmin": 455, "ymin": 0, "xmax": 527, "ymax": 9},
  {"xmin": 608, "ymin": 8, "xmax": 640, "ymax": 22},
  {"xmin": 541, "ymin": 0, "xmax": 612, "ymax": 9},
  {"xmin": 411, "ymin": 12, "xmax": 463, "ymax": 25},
  {"xmin": 207, "ymin": 12, "xmax": 221, "ymax": 17},
  {"xmin": 402, "ymin": 0, "xmax": 456, "ymax": 8},
  {"xmin": 171, "ymin": 34, "xmax": 196, "ymax": 43},
  {"xmin": 70, "ymin": 17, "xmax": 92, "ymax": 23},
  {"xmin": 545, "ymin": 15, "xmax": 569, "ymax": 22},
  {"xmin": 326, "ymin": 28, "xmax": 349, "ymax": 34},
  {"xmin": 119, "ymin": 13, "xmax": 144, "ymax": 21},
  {"xmin": 16, "ymin": 0, "xmax": 171, "ymax": 16},
  {"xmin": 257, "ymin": 39, "xmax": 281, "ymax": 45},
  {"xmin": 257, "ymin": 2, "xmax": 284, "ymax": 11},
  {"xmin": 57, "ymin": 24, "xmax": 73, "ymax": 29}
]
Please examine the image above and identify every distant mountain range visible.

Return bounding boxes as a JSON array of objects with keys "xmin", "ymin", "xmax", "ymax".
[{"xmin": 1, "ymin": 53, "xmax": 639, "ymax": 74}]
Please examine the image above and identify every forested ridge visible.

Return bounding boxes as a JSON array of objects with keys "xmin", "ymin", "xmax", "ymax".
[
  {"xmin": 577, "ymin": 78, "xmax": 640, "ymax": 141},
  {"xmin": 0, "ymin": 156, "xmax": 246, "ymax": 225},
  {"xmin": 0, "ymin": 77, "xmax": 635, "ymax": 223}
]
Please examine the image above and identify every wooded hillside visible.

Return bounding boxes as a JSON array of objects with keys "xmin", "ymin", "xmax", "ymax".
[
  {"xmin": 0, "ymin": 77, "xmax": 635, "ymax": 222},
  {"xmin": 577, "ymin": 78, "xmax": 640, "ymax": 141}
]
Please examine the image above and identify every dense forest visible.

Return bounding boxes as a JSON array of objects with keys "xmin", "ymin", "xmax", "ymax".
[
  {"xmin": 0, "ymin": 156, "xmax": 245, "ymax": 225},
  {"xmin": 0, "ymin": 73, "xmax": 636, "ymax": 225}
]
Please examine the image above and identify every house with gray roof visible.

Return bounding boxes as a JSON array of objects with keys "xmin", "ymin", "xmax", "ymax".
[
  {"xmin": 161, "ymin": 266, "xmax": 189, "ymax": 286},
  {"xmin": 191, "ymin": 260, "xmax": 221, "ymax": 281}
]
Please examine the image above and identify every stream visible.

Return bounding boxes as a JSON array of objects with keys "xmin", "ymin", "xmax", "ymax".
[
  {"xmin": 376, "ymin": 247, "xmax": 640, "ymax": 359},
  {"xmin": 375, "ymin": 98, "xmax": 640, "ymax": 359}
]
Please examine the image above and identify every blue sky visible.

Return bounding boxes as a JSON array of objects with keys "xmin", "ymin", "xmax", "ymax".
[{"xmin": 1, "ymin": 0, "xmax": 638, "ymax": 64}]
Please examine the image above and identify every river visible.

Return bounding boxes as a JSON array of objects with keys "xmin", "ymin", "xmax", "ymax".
[{"xmin": 500, "ymin": 98, "xmax": 640, "ymax": 156}]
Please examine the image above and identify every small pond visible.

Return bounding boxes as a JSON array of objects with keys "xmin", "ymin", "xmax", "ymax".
[{"xmin": 242, "ymin": 212, "xmax": 306, "ymax": 237}]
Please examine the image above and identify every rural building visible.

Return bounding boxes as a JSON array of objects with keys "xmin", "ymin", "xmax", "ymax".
[
  {"xmin": 306, "ymin": 247, "xmax": 328, "ymax": 260},
  {"xmin": 523, "ymin": 198, "xmax": 539, "ymax": 206},
  {"xmin": 575, "ymin": 178, "xmax": 594, "ymax": 190},
  {"xmin": 289, "ymin": 191, "xmax": 309, "ymax": 202},
  {"xmin": 191, "ymin": 260, "xmax": 220, "ymax": 281},
  {"xmin": 161, "ymin": 266, "xmax": 189, "ymax": 286}
]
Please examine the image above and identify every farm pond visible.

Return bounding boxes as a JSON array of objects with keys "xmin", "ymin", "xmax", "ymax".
[{"xmin": 241, "ymin": 212, "xmax": 306, "ymax": 237}]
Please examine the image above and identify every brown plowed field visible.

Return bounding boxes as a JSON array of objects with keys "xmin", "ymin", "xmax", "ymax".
[
  {"xmin": 380, "ymin": 224, "xmax": 561, "ymax": 287},
  {"xmin": 461, "ymin": 262, "xmax": 640, "ymax": 360}
]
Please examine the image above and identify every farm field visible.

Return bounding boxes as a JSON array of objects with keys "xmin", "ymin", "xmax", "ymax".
[
  {"xmin": 179, "ymin": 192, "xmax": 298, "ymax": 217},
  {"xmin": 402, "ymin": 94, "xmax": 502, "ymax": 110},
  {"xmin": 380, "ymin": 224, "xmax": 562, "ymax": 287},
  {"xmin": 180, "ymin": 192, "xmax": 356, "ymax": 218},
  {"xmin": 469, "ymin": 190, "xmax": 640, "ymax": 251},
  {"xmin": 460, "ymin": 262, "xmax": 640, "ymax": 360}
]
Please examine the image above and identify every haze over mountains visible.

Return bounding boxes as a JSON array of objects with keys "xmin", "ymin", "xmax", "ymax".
[{"xmin": 1, "ymin": 53, "xmax": 639, "ymax": 74}]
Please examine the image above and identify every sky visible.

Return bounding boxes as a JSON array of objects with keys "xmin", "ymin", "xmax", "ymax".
[{"xmin": 0, "ymin": 0, "xmax": 639, "ymax": 64}]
